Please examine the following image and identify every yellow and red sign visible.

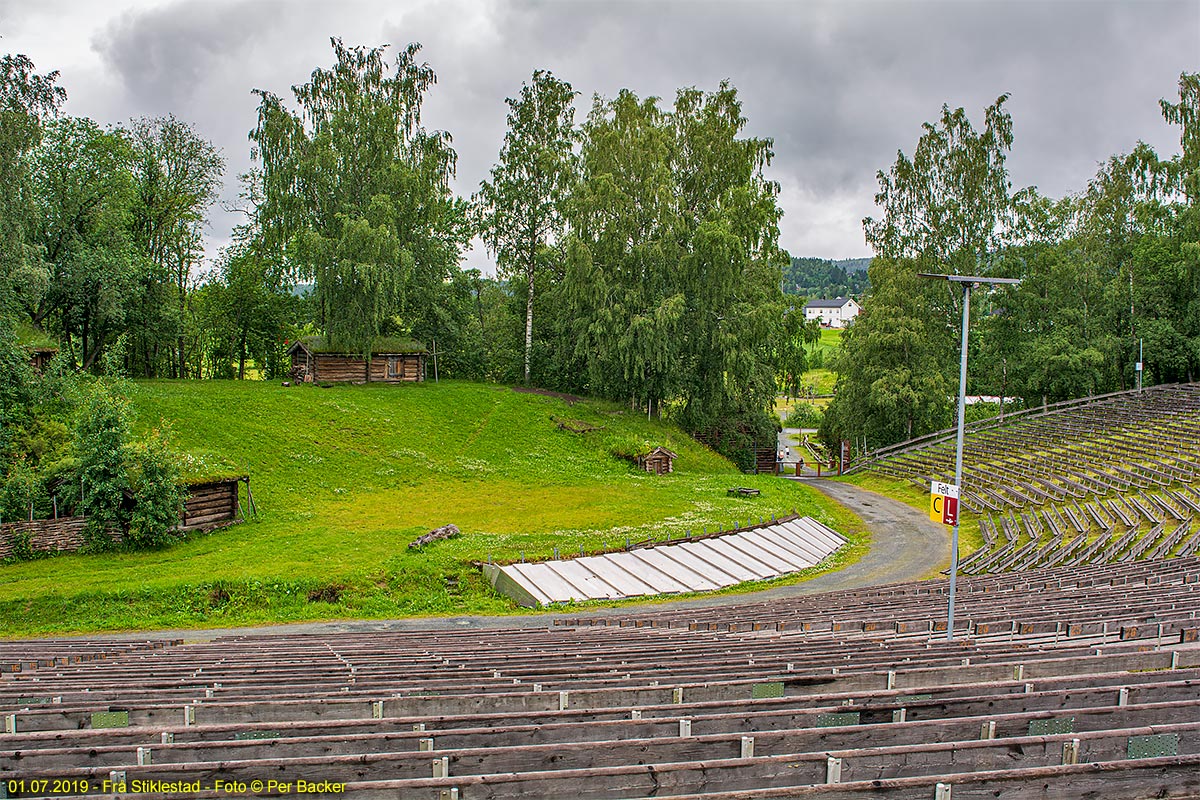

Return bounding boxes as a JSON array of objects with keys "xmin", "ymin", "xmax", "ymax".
[{"xmin": 930, "ymin": 481, "xmax": 959, "ymax": 526}]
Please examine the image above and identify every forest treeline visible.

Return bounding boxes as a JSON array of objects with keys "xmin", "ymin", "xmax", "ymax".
[
  {"xmin": 784, "ymin": 257, "xmax": 870, "ymax": 298},
  {"xmin": 2, "ymin": 41, "xmax": 816, "ymax": 474},
  {"xmin": 823, "ymin": 77, "xmax": 1200, "ymax": 452},
  {"xmin": 2, "ymin": 39, "xmax": 1198, "ymax": 471}
]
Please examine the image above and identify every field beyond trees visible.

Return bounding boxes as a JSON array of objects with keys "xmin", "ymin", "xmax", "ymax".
[{"xmin": 0, "ymin": 381, "xmax": 863, "ymax": 637}]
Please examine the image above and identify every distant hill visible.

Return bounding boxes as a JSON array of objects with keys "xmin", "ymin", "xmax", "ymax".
[
  {"xmin": 784, "ymin": 256, "xmax": 871, "ymax": 297},
  {"xmin": 833, "ymin": 257, "xmax": 872, "ymax": 274}
]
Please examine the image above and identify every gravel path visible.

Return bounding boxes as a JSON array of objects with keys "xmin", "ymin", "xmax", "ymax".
[{"xmin": 798, "ymin": 479, "xmax": 951, "ymax": 588}]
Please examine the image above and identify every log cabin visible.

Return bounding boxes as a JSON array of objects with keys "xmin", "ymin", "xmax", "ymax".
[
  {"xmin": 287, "ymin": 336, "xmax": 427, "ymax": 384},
  {"xmin": 27, "ymin": 347, "xmax": 57, "ymax": 373},
  {"xmin": 16, "ymin": 323, "xmax": 58, "ymax": 372},
  {"xmin": 637, "ymin": 447, "xmax": 678, "ymax": 475}
]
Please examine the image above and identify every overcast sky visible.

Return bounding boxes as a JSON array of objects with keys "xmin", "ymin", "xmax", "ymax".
[{"xmin": 1, "ymin": 0, "xmax": 1196, "ymax": 274}]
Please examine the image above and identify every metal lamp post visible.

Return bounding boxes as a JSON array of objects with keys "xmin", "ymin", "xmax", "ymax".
[{"xmin": 918, "ymin": 273, "xmax": 1021, "ymax": 641}]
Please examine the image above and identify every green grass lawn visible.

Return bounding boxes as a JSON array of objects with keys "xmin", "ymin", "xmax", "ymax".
[
  {"xmin": 0, "ymin": 380, "xmax": 866, "ymax": 636},
  {"xmin": 817, "ymin": 327, "xmax": 842, "ymax": 350},
  {"xmin": 799, "ymin": 329, "xmax": 840, "ymax": 396},
  {"xmin": 804, "ymin": 368, "xmax": 837, "ymax": 396}
]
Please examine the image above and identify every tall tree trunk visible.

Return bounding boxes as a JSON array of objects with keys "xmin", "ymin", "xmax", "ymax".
[
  {"xmin": 524, "ymin": 264, "xmax": 534, "ymax": 385},
  {"xmin": 238, "ymin": 331, "xmax": 247, "ymax": 380},
  {"xmin": 178, "ymin": 287, "xmax": 187, "ymax": 379}
]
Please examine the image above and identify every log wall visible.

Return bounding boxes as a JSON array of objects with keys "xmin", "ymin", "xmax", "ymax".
[
  {"xmin": 368, "ymin": 354, "xmax": 425, "ymax": 382},
  {"xmin": 308, "ymin": 353, "xmax": 425, "ymax": 383},
  {"xmin": 313, "ymin": 355, "xmax": 371, "ymax": 383},
  {"xmin": 638, "ymin": 454, "xmax": 674, "ymax": 475},
  {"xmin": 181, "ymin": 480, "xmax": 240, "ymax": 531}
]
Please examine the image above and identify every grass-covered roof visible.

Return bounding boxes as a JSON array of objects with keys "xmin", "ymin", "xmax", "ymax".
[
  {"xmin": 292, "ymin": 335, "xmax": 427, "ymax": 355},
  {"xmin": 14, "ymin": 322, "xmax": 58, "ymax": 350}
]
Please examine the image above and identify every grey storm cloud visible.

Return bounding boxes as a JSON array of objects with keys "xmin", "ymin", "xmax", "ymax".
[
  {"xmin": 24, "ymin": 0, "xmax": 1198, "ymax": 265},
  {"xmin": 442, "ymin": 0, "xmax": 1196, "ymax": 194},
  {"xmin": 95, "ymin": 4, "xmax": 272, "ymax": 111}
]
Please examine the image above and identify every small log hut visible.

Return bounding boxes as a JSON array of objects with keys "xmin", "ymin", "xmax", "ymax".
[
  {"xmin": 28, "ymin": 347, "xmax": 58, "ymax": 373},
  {"xmin": 181, "ymin": 476, "xmax": 254, "ymax": 531},
  {"xmin": 287, "ymin": 336, "xmax": 427, "ymax": 384},
  {"xmin": 637, "ymin": 447, "xmax": 678, "ymax": 475}
]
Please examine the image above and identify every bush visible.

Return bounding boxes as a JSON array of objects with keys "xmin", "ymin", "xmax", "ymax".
[
  {"xmin": 783, "ymin": 402, "xmax": 825, "ymax": 429},
  {"xmin": 74, "ymin": 384, "xmax": 132, "ymax": 548},
  {"xmin": 0, "ymin": 340, "xmax": 189, "ymax": 552},
  {"xmin": 126, "ymin": 428, "xmax": 185, "ymax": 549},
  {"xmin": 0, "ymin": 459, "xmax": 43, "ymax": 524},
  {"xmin": 0, "ymin": 321, "xmax": 34, "ymax": 471},
  {"xmin": 7, "ymin": 528, "xmax": 35, "ymax": 561}
]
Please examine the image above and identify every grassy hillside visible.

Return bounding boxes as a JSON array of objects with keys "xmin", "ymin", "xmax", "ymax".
[{"xmin": 0, "ymin": 380, "xmax": 865, "ymax": 636}]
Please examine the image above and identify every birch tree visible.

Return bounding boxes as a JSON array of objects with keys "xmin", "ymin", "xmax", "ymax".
[
  {"xmin": 476, "ymin": 70, "xmax": 578, "ymax": 385},
  {"xmin": 560, "ymin": 82, "xmax": 788, "ymax": 433},
  {"xmin": 0, "ymin": 53, "xmax": 65, "ymax": 320},
  {"xmin": 126, "ymin": 115, "xmax": 224, "ymax": 377},
  {"xmin": 250, "ymin": 39, "xmax": 466, "ymax": 355}
]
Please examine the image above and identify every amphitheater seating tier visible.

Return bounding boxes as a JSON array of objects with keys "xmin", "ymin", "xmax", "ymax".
[{"xmin": 3, "ymin": 557, "xmax": 1199, "ymax": 799}]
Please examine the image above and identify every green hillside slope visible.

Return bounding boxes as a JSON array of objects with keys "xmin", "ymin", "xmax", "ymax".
[{"xmin": 0, "ymin": 380, "xmax": 864, "ymax": 635}]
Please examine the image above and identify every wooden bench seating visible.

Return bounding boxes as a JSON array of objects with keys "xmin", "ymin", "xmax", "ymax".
[
  {"xmin": 860, "ymin": 383, "xmax": 1200, "ymax": 577},
  {"xmin": 6, "ymin": 559, "xmax": 1200, "ymax": 798}
]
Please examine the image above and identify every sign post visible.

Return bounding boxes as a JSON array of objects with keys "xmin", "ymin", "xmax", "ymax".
[
  {"xmin": 917, "ymin": 273, "xmax": 1021, "ymax": 642},
  {"xmin": 1136, "ymin": 338, "xmax": 1143, "ymax": 392}
]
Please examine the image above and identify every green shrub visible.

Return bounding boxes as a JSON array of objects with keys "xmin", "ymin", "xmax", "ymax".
[
  {"xmin": 126, "ymin": 428, "xmax": 185, "ymax": 549},
  {"xmin": 74, "ymin": 385, "xmax": 131, "ymax": 549},
  {"xmin": 0, "ymin": 321, "xmax": 35, "ymax": 471},
  {"xmin": 0, "ymin": 459, "xmax": 43, "ymax": 523},
  {"xmin": 784, "ymin": 402, "xmax": 825, "ymax": 429},
  {"xmin": 5, "ymin": 528, "xmax": 35, "ymax": 562}
]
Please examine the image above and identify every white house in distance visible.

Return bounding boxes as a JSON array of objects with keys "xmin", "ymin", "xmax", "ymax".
[{"xmin": 803, "ymin": 297, "xmax": 861, "ymax": 328}]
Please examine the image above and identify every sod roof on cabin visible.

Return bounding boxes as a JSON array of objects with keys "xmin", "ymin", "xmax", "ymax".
[
  {"xmin": 291, "ymin": 335, "xmax": 427, "ymax": 355},
  {"xmin": 14, "ymin": 322, "xmax": 58, "ymax": 350}
]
